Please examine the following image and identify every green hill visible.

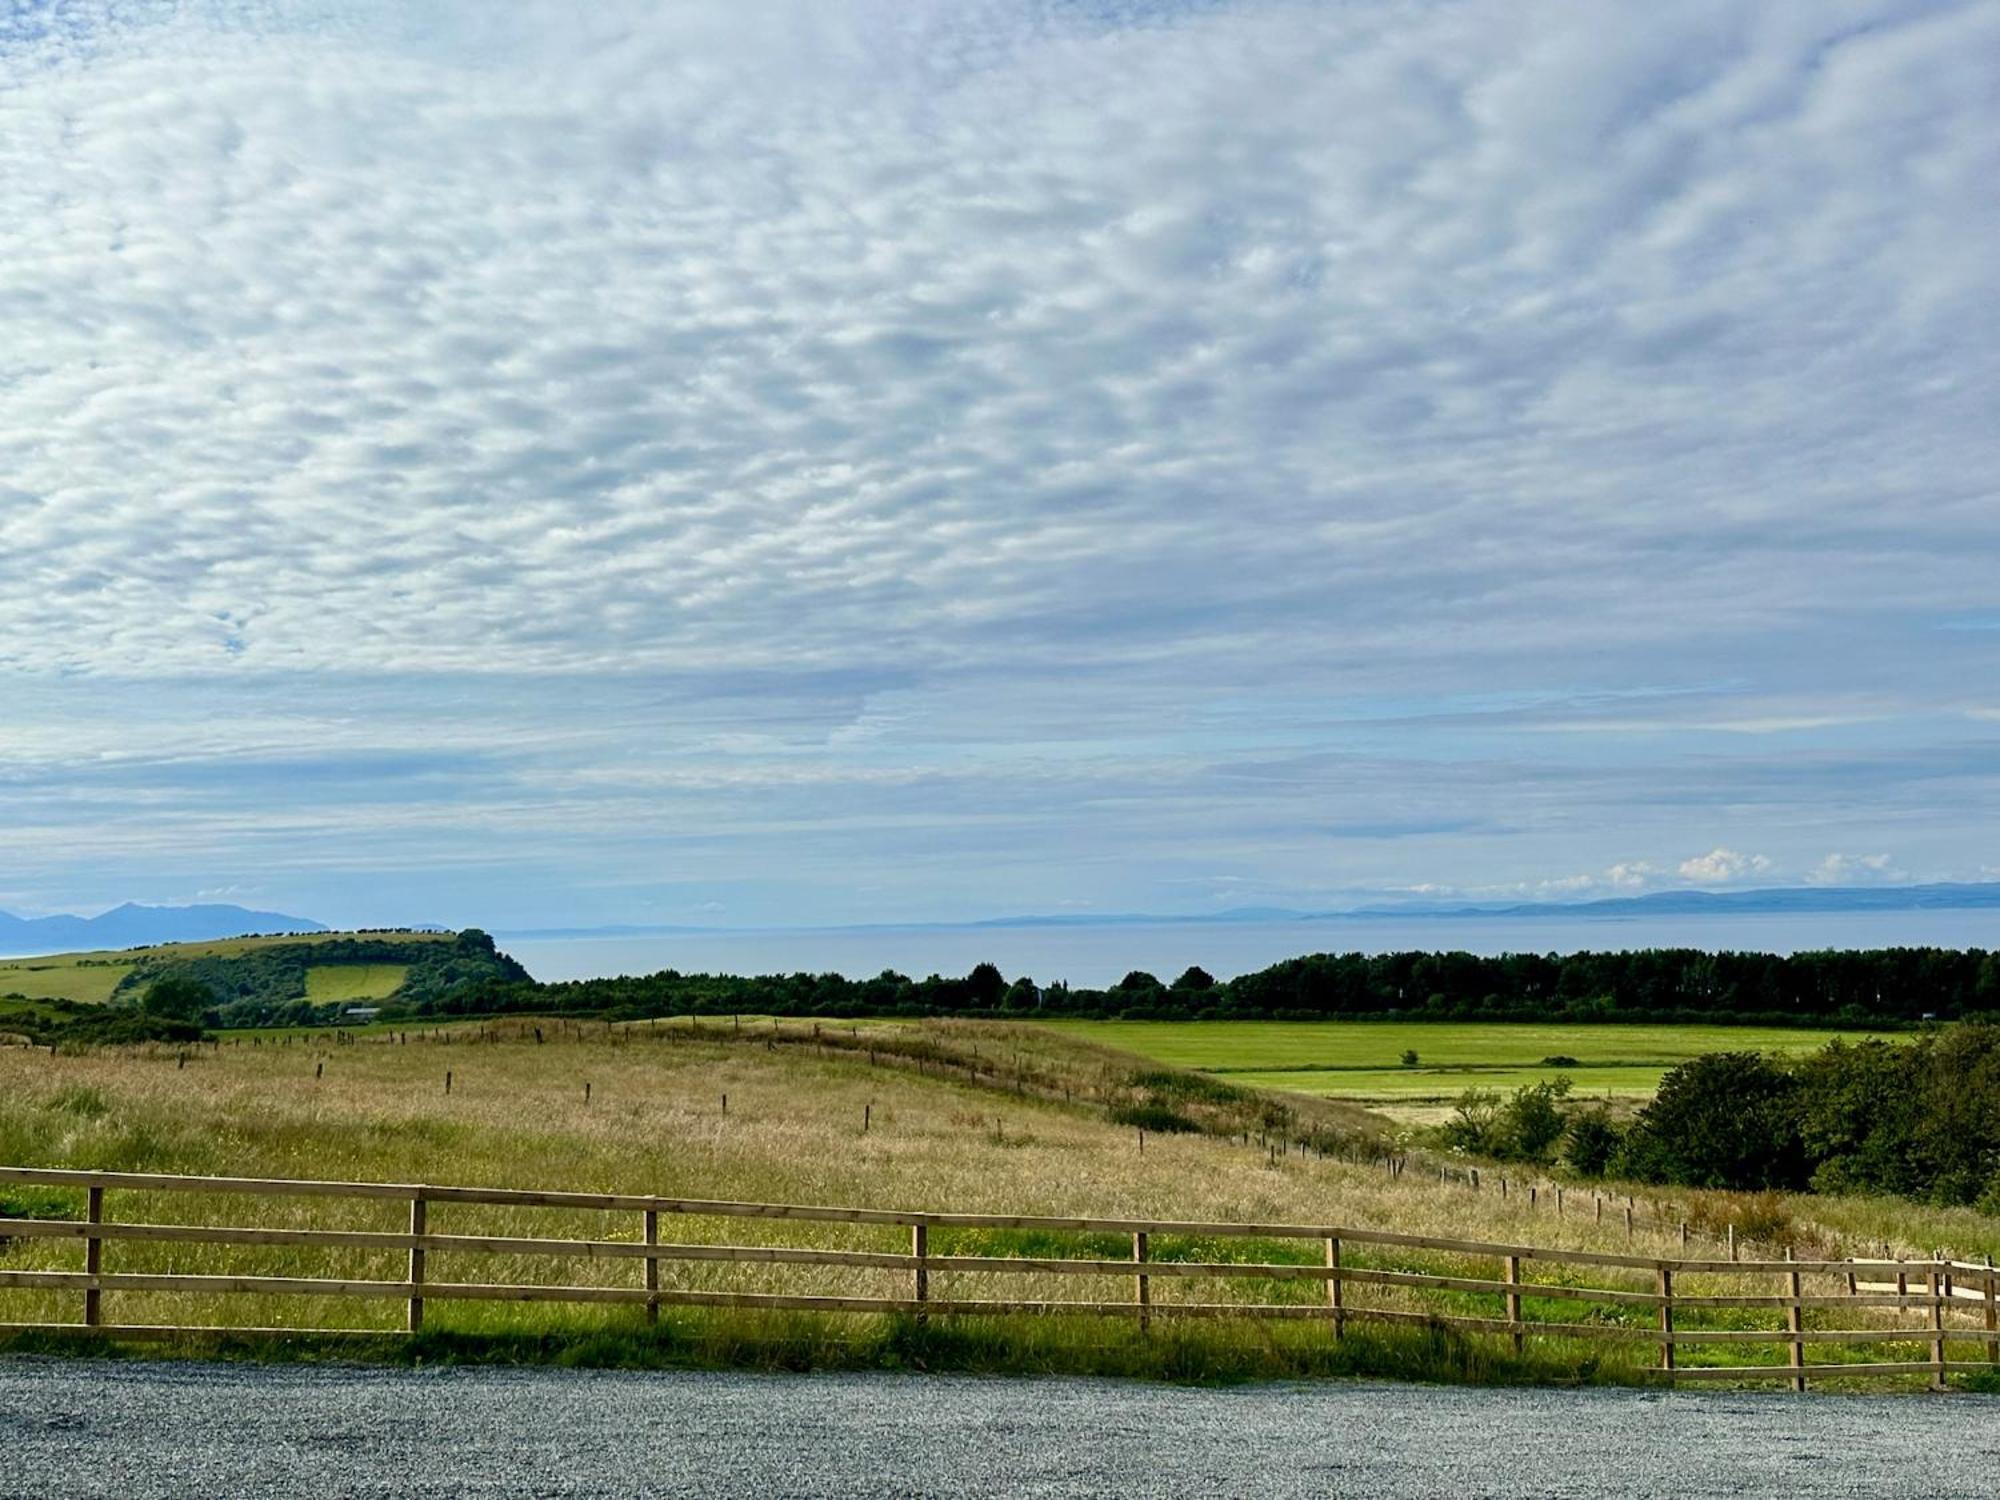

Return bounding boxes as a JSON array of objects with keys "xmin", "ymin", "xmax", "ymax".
[{"xmin": 0, "ymin": 930, "xmax": 529, "ymax": 1041}]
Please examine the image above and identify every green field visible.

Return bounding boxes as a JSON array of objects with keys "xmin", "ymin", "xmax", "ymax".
[
  {"xmin": 302, "ymin": 964, "xmax": 409, "ymax": 1003},
  {"xmin": 0, "ymin": 956, "xmax": 134, "ymax": 1004},
  {"xmin": 1041, "ymin": 1020, "xmax": 1893, "ymax": 1119},
  {"xmin": 1, "ymin": 1014, "xmax": 1989, "ymax": 1389},
  {"xmin": 0, "ymin": 931, "xmax": 449, "ymax": 1006}
]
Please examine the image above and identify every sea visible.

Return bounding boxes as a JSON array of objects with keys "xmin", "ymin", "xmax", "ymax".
[{"xmin": 498, "ymin": 909, "xmax": 2000, "ymax": 990}]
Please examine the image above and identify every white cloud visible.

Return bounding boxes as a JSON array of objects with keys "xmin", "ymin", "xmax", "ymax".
[
  {"xmin": 1605, "ymin": 861, "xmax": 1662, "ymax": 890},
  {"xmin": 0, "ymin": 1, "xmax": 1996, "ymax": 923},
  {"xmin": 1806, "ymin": 852, "xmax": 1904, "ymax": 886},
  {"xmin": 1677, "ymin": 848, "xmax": 1773, "ymax": 884}
]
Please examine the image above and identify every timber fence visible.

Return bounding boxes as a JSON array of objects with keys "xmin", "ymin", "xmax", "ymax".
[{"xmin": 1, "ymin": 1165, "xmax": 1995, "ymax": 1388}]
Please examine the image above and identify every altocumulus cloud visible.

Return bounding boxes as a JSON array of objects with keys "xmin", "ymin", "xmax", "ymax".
[{"xmin": 0, "ymin": 0, "xmax": 1997, "ymax": 925}]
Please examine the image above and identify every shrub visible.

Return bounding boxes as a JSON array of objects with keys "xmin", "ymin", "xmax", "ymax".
[
  {"xmin": 1108, "ymin": 1103, "xmax": 1202, "ymax": 1134},
  {"xmin": 1684, "ymin": 1190, "xmax": 1794, "ymax": 1248},
  {"xmin": 1563, "ymin": 1104, "xmax": 1622, "ymax": 1177},
  {"xmin": 1399, "ymin": 1049, "xmax": 1419, "ymax": 1067},
  {"xmin": 1441, "ymin": 1088, "xmax": 1501, "ymax": 1154},
  {"xmin": 1125, "ymin": 1069, "xmax": 1247, "ymax": 1106},
  {"xmin": 1496, "ymin": 1078, "xmax": 1571, "ymax": 1161},
  {"xmin": 1614, "ymin": 1053, "xmax": 1807, "ymax": 1190}
]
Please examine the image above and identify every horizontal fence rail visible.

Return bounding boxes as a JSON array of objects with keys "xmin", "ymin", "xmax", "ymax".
[{"xmin": 0, "ymin": 1165, "xmax": 1994, "ymax": 1388}]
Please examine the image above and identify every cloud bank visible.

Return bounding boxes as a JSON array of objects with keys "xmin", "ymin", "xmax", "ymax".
[{"xmin": 1, "ymin": 0, "xmax": 1996, "ymax": 925}]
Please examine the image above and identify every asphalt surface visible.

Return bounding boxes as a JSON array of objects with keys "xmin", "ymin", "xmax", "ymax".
[{"xmin": 3, "ymin": 1359, "xmax": 1997, "ymax": 1498}]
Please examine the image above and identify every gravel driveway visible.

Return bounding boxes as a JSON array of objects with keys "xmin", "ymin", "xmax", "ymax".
[{"xmin": 4, "ymin": 1359, "xmax": 1996, "ymax": 1498}]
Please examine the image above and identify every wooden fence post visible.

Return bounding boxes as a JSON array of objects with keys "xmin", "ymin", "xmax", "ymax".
[
  {"xmin": 1929, "ymin": 1265, "xmax": 1948, "ymax": 1391},
  {"xmin": 1654, "ymin": 1265, "xmax": 1673, "ymax": 1375},
  {"xmin": 912, "ymin": 1222, "xmax": 928, "ymax": 1324},
  {"xmin": 1326, "ymin": 1236, "xmax": 1344, "ymax": 1339},
  {"xmin": 1785, "ymin": 1248, "xmax": 1805, "ymax": 1393},
  {"xmin": 1505, "ymin": 1254, "xmax": 1523, "ymax": 1356},
  {"xmin": 1984, "ymin": 1254, "xmax": 1997, "ymax": 1369},
  {"xmin": 644, "ymin": 1208, "xmax": 660, "ymax": 1327},
  {"xmin": 407, "ymin": 1191, "xmax": 427, "ymax": 1333},
  {"xmin": 1133, "ymin": 1231, "xmax": 1150, "ymax": 1332},
  {"xmin": 84, "ymin": 1185, "xmax": 104, "ymax": 1329}
]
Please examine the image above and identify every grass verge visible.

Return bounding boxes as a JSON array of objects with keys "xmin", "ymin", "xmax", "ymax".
[{"xmin": 0, "ymin": 1310, "xmax": 1656, "ymax": 1388}]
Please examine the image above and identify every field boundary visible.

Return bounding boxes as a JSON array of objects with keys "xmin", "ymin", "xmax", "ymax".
[{"xmin": 3, "ymin": 1165, "xmax": 1996, "ymax": 1388}]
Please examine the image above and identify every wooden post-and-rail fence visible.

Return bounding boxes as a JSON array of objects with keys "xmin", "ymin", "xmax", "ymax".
[{"xmin": 0, "ymin": 1165, "xmax": 1995, "ymax": 1389}]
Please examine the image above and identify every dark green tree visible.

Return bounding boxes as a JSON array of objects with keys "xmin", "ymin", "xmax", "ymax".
[
  {"xmin": 1615, "ymin": 1052, "xmax": 1807, "ymax": 1189},
  {"xmin": 140, "ymin": 974, "xmax": 215, "ymax": 1024},
  {"xmin": 965, "ymin": 963, "xmax": 1006, "ymax": 1008}
]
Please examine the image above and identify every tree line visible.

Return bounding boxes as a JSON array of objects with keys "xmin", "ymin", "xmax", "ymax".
[
  {"xmin": 1444, "ymin": 1024, "xmax": 2000, "ymax": 1212},
  {"xmin": 416, "ymin": 945, "xmax": 2000, "ymax": 1028}
]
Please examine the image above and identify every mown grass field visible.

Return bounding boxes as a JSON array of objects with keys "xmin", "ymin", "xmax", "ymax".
[
  {"xmin": 301, "ymin": 964, "xmax": 410, "ymax": 1003},
  {"xmin": 0, "ymin": 956, "xmax": 134, "ymax": 1005},
  {"xmin": 0, "ymin": 931, "xmax": 450, "ymax": 1007},
  {"xmin": 1042, "ymin": 1020, "xmax": 1894, "ymax": 1121},
  {"xmin": 1, "ymin": 1017, "xmax": 1991, "ymax": 1387}
]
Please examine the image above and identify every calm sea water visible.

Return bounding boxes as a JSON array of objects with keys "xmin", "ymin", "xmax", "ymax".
[{"xmin": 499, "ymin": 910, "xmax": 2000, "ymax": 990}]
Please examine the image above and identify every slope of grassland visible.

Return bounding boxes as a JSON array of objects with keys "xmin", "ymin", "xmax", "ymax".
[
  {"xmin": 1046, "ymin": 1020, "xmax": 1895, "ymax": 1123},
  {"xmin": 0, "ymin": 955, "xmax": 136, "ymax": 1005},
  {"xmin": 301, "ymin": 965, "xmax": 410, "ymax": 1003},
  {"xmin": 1, "ymin": 1018, "xmax": 1992, "ymax": 1386}
]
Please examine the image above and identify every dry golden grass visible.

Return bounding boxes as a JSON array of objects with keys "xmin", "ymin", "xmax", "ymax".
[{"xmin": 0, "ymin": 1018, "xmax": 1991, "ymax": 1381}]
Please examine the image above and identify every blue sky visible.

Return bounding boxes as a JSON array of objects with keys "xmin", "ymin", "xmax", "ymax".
[{"xmin": 1, "ymin": 0, "xmax": 1997, "ymax": 930}]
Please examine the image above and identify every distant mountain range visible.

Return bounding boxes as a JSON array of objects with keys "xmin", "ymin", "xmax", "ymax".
[
  {"xmin": 12, "ymin": 880, "xmax": 1994, "ymax": 957},
  {"xmin": 970, "ymin": 882, "xmax": 2000, "ymax": 926},
  {"xmin": 0, "ymin": 902, "xmax": 327, "ymax": 956},
  {"xmin": 1345, "ymin": 882, "xmax": 2000, "ymax": 920},
  {"xmin": 494, "ymin": 881, "xmax": 2000, "ymax": 939}
]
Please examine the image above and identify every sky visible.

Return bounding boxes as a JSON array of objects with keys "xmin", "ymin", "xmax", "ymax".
[{"xmin": 1, "ymin": 0, "xmax": 1997, "ymax": 931}]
